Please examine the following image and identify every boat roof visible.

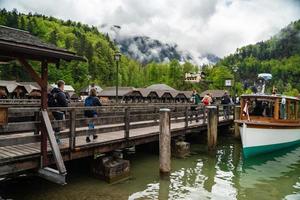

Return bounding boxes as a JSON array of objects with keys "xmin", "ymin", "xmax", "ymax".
[{"xmin": 241, "ymin": 94, "xmax": 300, "ymax": 101}]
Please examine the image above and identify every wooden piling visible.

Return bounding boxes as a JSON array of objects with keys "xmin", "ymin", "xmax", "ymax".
[
  {"xmin": 69, "ymin": 109, "xmax": 76, "ymax": 151},
  {"xmin": 159, "ymin": 108, "xmax": 171, "ymax": 175},
  {"xmin": 234, "ymin": 106, "xmax": 241, "ymax": 138},
  {"xmin": 207, "ymin": 106, "xmax": 218, "ymax": 151},
  {"xmin": 124, "ymin": 107, "xmax": 130, "ymax": 139}
]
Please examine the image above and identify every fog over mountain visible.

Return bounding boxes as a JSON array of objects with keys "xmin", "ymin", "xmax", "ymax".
[{"xmin": 113, "ymin": 34, "xmax": 220, "ymax": 65}]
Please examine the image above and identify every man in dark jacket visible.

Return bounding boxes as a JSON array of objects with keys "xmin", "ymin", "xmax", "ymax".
[
  {"xmin": 191, "ymin": 90, "xmax": 200, "ymax": 123},
  {"xmin": 221, "ymin": 92, "xmax": 231, "ymax": 119},
  {"xmin": 49, "ymin": 80, "xmax": 69, "ymax": 144}
]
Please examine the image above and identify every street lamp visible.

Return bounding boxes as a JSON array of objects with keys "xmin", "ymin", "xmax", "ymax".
[
  {"xmin": 114, "ymin": 51, "xmax": 121, "ymax": 103},
  {"xmin": 233, "ymin": 66, "xmax": 238, "ymax": 103}
]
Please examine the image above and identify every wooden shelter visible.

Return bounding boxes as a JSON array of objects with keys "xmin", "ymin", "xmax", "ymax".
[
  {"xmin": 135, "ymin": 88, "xmax": 159, "ymax": 103},
  {"xmin": 99, "ymin": 87, "xmax": 135, "ymax": 103},
  {"xmin": 146, "ymin": 83, "xmax": 176, "ymax": 91},
  {"xmin": 0, "ymin": 25, "xmax": 85, "ymax": 183},
  {"xmin": 80, "ymin": 84, "xmax": 103, "ymax": 96}
]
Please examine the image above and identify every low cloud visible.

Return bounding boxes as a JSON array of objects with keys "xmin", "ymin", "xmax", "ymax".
[{"xmin": 1, "ymin": 0, "xmax": 300, "ymax": 57}]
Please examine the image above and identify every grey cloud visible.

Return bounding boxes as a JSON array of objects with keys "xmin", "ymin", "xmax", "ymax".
[{"xmin": 1, "ymin": 0, "xmax": 300, "ymax": 57}]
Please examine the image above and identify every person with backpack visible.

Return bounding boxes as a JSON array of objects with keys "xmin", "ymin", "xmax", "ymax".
[
  {"xmin": 221, "ymin": 91, "xmax": 231, "ymax": 119},
  {"xmin": 202, "ymin": 93, "xmax": 211, "ymax": 106},
  {"xmin": 190, "ymin": 90, "xmax": 200, "ymax": 123},
  {"xmin": 84, "ymin": 88, "xmax": 101, "ymax": 143},
  {"xmin": 48, "ymin": 80, "xmax": 69, "ymax": 144}
]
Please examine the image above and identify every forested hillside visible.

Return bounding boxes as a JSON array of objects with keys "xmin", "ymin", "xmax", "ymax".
[
  {"xmin": 1, "ymin": 9, "xmax": 300, "ymax": 96},
  {"xmin": 214, "ymin": 20, "xmax": 300, "ymax": 96},
  {"xmin": 0, "ymin": 9, "xmax": 199, "ymax": 91}
]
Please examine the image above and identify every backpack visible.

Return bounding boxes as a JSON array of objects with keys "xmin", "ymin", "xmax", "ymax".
[
  {"xmin": 202, "ymin": 98, "xmax": 209, "ymax": 105},
  {"xmin": 48, "ymin": 91, "xmax": 58, "ymax": 107},
  {"xmin": 84, "ymin": 97, "xmax": 95, "ymax": 117}
]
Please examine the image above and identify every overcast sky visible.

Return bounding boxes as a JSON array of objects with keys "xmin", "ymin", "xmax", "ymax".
[{"xmin": 1, "ymin": 0, "xmax": 300, "ymax": 58}]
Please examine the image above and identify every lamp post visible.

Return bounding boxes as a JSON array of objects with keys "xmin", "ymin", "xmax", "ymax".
[
  {"xmin": 233, "ymin": 66, "xmax": 238, "ymax": 103},
  {"xmin": 114, "ymin": 51, "xmax": 121, "ymax": 103}
]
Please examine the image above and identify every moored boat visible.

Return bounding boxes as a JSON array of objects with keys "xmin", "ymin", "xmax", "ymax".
[{"xmin": 235, "ymin": 94, "xmax": 300, "ymax": 157}]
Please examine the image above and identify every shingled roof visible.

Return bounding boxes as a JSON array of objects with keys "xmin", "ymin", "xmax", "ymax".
[
  {"xmin": 200, "ymin": 90, "xmax": 226, "ymax": 98},
  {"xmin": 0, "ymin": 25, "xmax": 85, "ymax": 63},
  {"xmin": 146, "ymin": 84, "xmax": 176, "ymax": 91},
  {"xmin": 99, "ymin": 87, "xmax": 136, "ymax": 97},
  {"xmin": 80, "ymin": 85, "xmax": 103, "ymax": 95}
]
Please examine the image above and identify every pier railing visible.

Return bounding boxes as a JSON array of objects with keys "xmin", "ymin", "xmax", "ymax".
[{"xmin": 0, "ymin": 104, "xmax": 234, "ymax": 150}]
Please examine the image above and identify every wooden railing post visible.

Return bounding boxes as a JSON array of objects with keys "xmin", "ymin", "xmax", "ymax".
[
  {"xmin": 234, "ymin": 106, "xmax": 241, "ymax": 138},
  {"xmin": 159, "ymin": 108, "xmax": 171, "ymax": 175},
  {"xmin": 184, "ymin": 106, "xmax": 188, "ymax": 130},
  {"xmin": 207, "ymin": 106, "xmax": 218, "ymax": 151},
  {"xmin": 69, "ymin": 109, "xmax": 76, "ymax": 151},
  {"xmin": 34, "ymin": 111, "xmax": 40, "ymax": 135},
  {"xmin": 202, "ymin": 107, "xmax": 207, "ymax": 125},
  {"xmin": 124, "ymin": 107, "xmax": 130, "ymax": 139},
  {"xmin": 174, "ymin": 107, "xmax": 178, "ymax": 120},
  {"xmin": 216, "ymin": 105, "xmax": 220, "ymax": 122}
]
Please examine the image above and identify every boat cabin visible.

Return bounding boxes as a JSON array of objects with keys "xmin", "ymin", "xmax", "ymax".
[{"xmin": 239, "ymin": 94, "xmax": 300, "ymax": 124}]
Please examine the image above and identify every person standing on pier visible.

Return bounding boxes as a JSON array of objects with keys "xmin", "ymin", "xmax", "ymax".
[
  {"xmin": 49, "ymin": 80, "xmax": 69, "ymax": 144},
  {"xmin": 191, "ymin": 89, "xmax": 200, "ymax": 123},
  {"xmin": 221, "ymin": 91, "xmax": 231, "ymax": 119},
  {"xmin": 202, "ymin": 93, "xmax": 212, "ymax": 106},
  {"xmin": 84, "ymin": 88, "xmax": 101, "ymax": 143}
]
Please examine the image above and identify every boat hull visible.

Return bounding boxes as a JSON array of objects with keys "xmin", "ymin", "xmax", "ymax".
[{"xmin": 239, "ymin": 124, "xmax": 300, "ymax": 158}]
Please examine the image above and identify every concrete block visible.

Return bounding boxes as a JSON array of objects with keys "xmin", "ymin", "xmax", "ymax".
[{"xmin": 91, "ymin": 156, "xmax": 130, "ymax": 183}]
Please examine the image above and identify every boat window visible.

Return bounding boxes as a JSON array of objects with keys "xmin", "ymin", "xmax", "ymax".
[
  {"xmin": 279, "ymin": 98, "xmax": 286, "ymax": 119},
  {"xmin": 287, "ymin": 100, "xmax": 297, "ymax": 120},
  {"xmin": 247, "ymin": 98, "xmax": 274, "ymax": 117},
  {"xmin": 298, "ymin": 102, "xmax": 300, "ymax": 120},
  {"xmin": 280, "ymin": 99, "xmax": 298, "ymax": 120}
]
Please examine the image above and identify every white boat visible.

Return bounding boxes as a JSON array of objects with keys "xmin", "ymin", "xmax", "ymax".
[{"xmin": 235, "ymin": 94, "xmax": 300, "ymax": 157}]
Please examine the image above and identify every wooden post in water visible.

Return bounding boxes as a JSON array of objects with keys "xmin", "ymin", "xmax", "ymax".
[
  {"xmin": 124, "ymin": 107, "xmax": 130, "ymax": 139},
  {"xmin": 69, "ymin": 109, "xmax": 76, "ymax": 151},
  {"xmin": 207, "ymin": 106, "xmax": 218, "ymax": 151},
  {"xmin": 159, "ymin": 108, "xmax": 171, "ymax": 175},
  {"xmin": 234, "ymin": 106, "xmax": 241, "ymax": 138}
]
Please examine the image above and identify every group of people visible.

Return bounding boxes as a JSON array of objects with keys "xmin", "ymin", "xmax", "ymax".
[
  {"xmin": 49, "ymin": 80, "xmax": 101, "ymax": 144},
  {"xmin": 190, "ymin": 90, "xmax": 234, "ymax": 122},
  {"xmin": 50, "ymin": 82, "xmax": 236, "ymax": 143}
]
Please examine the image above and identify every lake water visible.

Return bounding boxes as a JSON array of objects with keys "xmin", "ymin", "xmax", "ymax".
[{"xmin": 1, "ymin": 136, "xmax": 300, "ymax": 200}]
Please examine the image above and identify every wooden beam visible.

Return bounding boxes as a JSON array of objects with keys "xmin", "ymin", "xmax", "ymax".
[
  {"xmin": 17, "ymin": 58, "xmax": 43, "ymax": 87},
  {"xmin": 41, "ymin": 110, "xmax": 66, "ymax": 175},
  {"xmin": 40, "ymin": 60, "xmax": 48, "ymax": 167}
]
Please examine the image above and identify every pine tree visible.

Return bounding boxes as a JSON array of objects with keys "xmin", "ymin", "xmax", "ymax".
[{"xmin": 49, "ymin": 29, "xmax": 58, "ymax": 45}]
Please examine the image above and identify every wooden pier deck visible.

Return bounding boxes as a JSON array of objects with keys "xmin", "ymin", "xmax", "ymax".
[{"xmin": 0, "ymin": 105, "xmax": 234, "ymax": 178}]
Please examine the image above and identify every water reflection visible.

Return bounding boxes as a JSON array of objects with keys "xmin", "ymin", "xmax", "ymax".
[
  {"xmin": 2, "ymin": 139, "xmax": 299, "ymax": 200},
  {"xmin": 128, "ymin": 142, "xmax": 300, "ymax": 200}
]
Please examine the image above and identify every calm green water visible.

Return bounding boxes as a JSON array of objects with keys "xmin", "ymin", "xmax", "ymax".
[{"xmin": 1, "ymin": 137, "xmax": 300, "ymax": 200}]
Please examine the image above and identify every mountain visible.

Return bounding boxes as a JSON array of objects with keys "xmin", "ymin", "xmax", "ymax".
[
  {"xmin": 113, "ymin": 34, "xmax": 220, "ymax": 65},
  {"xmin": 0, "ymin": 9, "xmax": 201, "ymax": 92}
]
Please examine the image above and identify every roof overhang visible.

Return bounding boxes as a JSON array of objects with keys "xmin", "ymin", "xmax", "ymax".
[{"xmin": 0, "ymin": 40, "xmax": 86, "ymax": 64}]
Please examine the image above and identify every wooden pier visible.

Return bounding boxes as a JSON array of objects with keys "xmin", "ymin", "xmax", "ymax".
[{"xmin": 0, "ymin": 104, "xmax": 234, "ymax": 182}]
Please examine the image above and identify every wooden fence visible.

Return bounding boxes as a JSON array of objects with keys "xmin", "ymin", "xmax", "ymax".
[{"xmin": 0, "ymin": 104, "xmax": 234, "ymax": 148}]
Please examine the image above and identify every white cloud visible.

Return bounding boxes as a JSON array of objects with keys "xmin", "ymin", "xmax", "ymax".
[{"xmin": 1, "ymin": 0, "xmax": 300, "ymax": 57}]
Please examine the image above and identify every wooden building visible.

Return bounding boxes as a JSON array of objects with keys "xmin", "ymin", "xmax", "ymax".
[
  {"xmin": 99, "ymin": 87, "xmax": 136, "ymax": 103},
  {"xmin": 0, "ymin": 80, "xmax": 28, "ymax": 98},
  {"xmin": 80, "ymin": 84, "xmax": 103, "ymax": 96}
]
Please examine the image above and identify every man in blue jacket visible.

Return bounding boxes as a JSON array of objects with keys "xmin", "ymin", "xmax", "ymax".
[{"xmin": 84, "ymin": 88, "xmax": 101, "ymax": 143}]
